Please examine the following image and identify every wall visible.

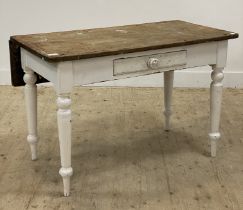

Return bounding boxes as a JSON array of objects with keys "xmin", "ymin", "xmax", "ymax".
[{"xmin": 0, "ymin": 0, "xmax": 242, "ymax": 87}]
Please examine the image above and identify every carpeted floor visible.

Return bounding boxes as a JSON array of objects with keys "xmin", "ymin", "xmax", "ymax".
[{"xmin": 0, "ymin": 86, "xmax": 243, "ymax": 210}]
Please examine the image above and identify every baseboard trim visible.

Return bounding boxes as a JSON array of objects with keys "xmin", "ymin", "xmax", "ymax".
[
  {"xmin": 88, "ymin": 67, "xmax": 243, "ymax": 88},
  {"xmin": 1, "ymin": 67, "xmax": 243, "ymax": 88}
]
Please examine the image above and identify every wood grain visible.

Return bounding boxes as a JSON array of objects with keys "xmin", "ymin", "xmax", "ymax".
[
  {"xmin": 0, "ymin": 86, "xmax": 243, "ymax": 210},
  {"xmin": 10, "ymin": 20, "xmax": 238, "ymax": 62}
]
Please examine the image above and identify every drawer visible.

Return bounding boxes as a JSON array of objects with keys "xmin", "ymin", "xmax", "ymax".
[{"xmin": 113, "ymin": 50, "xmax": 187, "ymax": 76}]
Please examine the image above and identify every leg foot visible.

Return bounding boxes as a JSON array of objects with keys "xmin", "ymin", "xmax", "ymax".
[
  {"xmin": 63, "ymin": 177, "xmax": 71, "ymax": 197},
  {"xmin": 59, "ymin": 167, "xmax": 73, "ymax": 196},
  {"xmin": 164, "ymin": 71, "xmax": 174, "ymax": 131},
  {"xmin": 209, "ymin": 132, "xmax": 220, "ymax": 157},
  {"xmin": 209, "ymin": 66, "xmax": 224, "ymax": 157},
  {"xmin": 57, "ymin": 95, "xmax": 73, "ymax": 196},
  {"xmin": 24, "ymin": 68, "xmax": 38, "ymax": 160},
  {"xmin": 27, "ymin": 135, "xmax": 38, "ymax": 160}
]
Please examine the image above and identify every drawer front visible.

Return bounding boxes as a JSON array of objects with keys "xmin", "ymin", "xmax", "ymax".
[{"xmin": 113, "ymin": 50, "xmax": 187, "ymax": 76}]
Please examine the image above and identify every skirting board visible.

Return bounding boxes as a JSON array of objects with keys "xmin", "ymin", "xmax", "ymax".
[{"xmin": 0, "ymin": 67, "xmax": 243, "ymax": 88}]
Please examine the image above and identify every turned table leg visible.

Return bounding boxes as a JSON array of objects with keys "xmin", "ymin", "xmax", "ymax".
[
  {"xmin": 209, "ymin": 66, "xmax": 224, "ymax": 157},
  {"xmin": 24, "ymin": 68, "xmax": 38, "ymax": 160},
  {"xmin": 57, "ymin": 94, "xmax": 73, "ymax": 196},
  {"xmin": 164, "ymin": 70, "xmax": 174, "ymax": 131}
]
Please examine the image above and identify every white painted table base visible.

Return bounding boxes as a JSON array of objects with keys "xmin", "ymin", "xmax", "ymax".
[{"xmin": 21, "ymin": 40, "xmax": 228, "ymax": 196}]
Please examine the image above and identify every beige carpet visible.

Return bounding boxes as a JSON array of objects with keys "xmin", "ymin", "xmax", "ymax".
[{"xmin": 0, "ymin": 86, "xmax": 243, "ymax": 210}]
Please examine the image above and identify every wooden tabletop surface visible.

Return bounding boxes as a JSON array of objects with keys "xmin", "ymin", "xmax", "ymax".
[{"xmin": 10, "ymin": 20, "xmax": 238, "ymax": 62}]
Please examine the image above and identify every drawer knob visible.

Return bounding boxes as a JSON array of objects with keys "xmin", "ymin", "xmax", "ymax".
[{"xmin": 147, "ymin": 58, "xmax": 159, "ymax": 69}]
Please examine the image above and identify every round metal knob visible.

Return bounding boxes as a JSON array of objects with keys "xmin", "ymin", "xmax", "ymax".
[{"xmin": 147, "ymin": 58, "xmax": 159, "ymax": 69}]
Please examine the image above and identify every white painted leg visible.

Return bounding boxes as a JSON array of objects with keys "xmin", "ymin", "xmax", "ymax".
[
  {"xmin": 23, "ymin": 68, "xmax": 38, "ymax": 160},
  {"xmin": 209, "ymin": 66, "xmax": 224, "ymax": 157},
  {"xmin": 57, "ymin": 95, "xmax": 73, "ymax": 196},
  {"xmin": 163, "ymin": 70, "xmax": 174, "ymax": 131}
]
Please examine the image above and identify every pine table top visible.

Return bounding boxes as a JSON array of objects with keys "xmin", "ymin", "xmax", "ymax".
[{"xmin": 10, "ymin": 20, "xmax": 238, "ymax": 62}]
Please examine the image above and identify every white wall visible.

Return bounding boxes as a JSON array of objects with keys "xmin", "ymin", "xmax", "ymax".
[{"xmin": 0, "ymin": 0, "xmax": 242, "ymax": 87}]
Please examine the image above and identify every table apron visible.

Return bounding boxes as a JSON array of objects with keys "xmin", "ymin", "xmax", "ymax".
[{"xmin": 20, "ymin": 41, "xmax": 228, "ymax": 90}]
